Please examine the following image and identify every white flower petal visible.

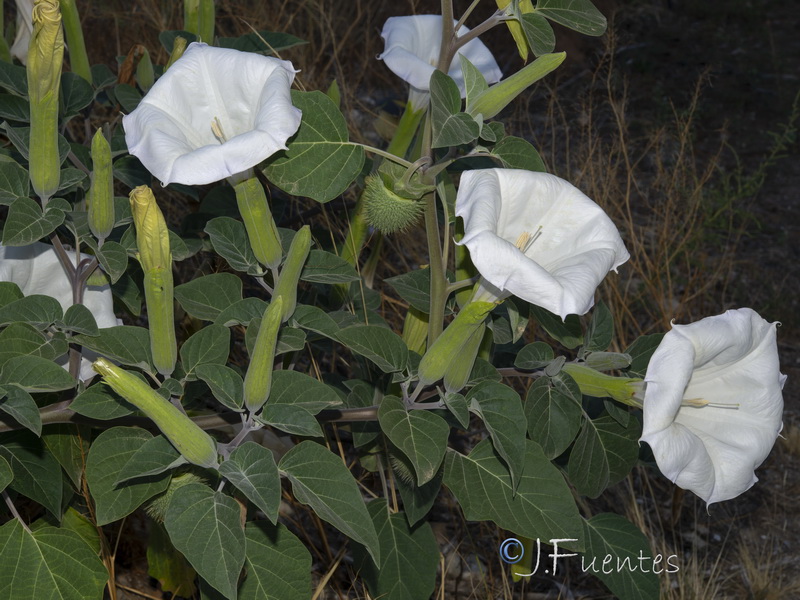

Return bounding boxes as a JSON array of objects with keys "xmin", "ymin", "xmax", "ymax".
[
  {"xmin": 10, "ymin": 0, "xmax": 34, "ymax": 64},
  {"xmin": 123, "ymin": 42, "xmax": 302, "ymax": 186},
  {"xmin": 640, "ymin": 308, "xmax": 785, "ymax": 504},
  {"xmin": 455, "ymin": 169, "xmax": 629, "ymax": 318},
  {"xmin": 0, "ymin": 242, "xmax": 121, "ymax": 380},
  {"xmin": 379, "ymin": 15, "xmax": 502, "ymax": 96}
]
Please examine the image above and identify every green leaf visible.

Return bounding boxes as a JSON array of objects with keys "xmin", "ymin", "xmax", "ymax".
[
  {"xmin": 219, "ymin": 442, "xmax": 281, "ymax": 523},
  {"xmin": 568, "ymin": 414, "xmax": 641, "ymax": 498},
  {"xmin": 263, "ymin": 90, "xmax": 365, "ymax": 203},
  {"xmin": 147, "ymin": 522, "xmax": 198, "ymax": 598},
  {"xmin": 520, "ymin": 12, "xmax": 556, "ymax": 55},
  {"xmin": 218, "ymin": 30, "xmax": 307, "ymax": 55},
  {"xmin": 0, "ymin": 431, "xmax": 63, "ymax": 518},
  {"xmin": 300, "ymin": 250, "xmax": 359, "ymax": 284},
  {"xmin": 529, "ymin": 304, "xmax": 583, "ymax": 348},
  {"xmin": 1, "ymin": 197, "xmax": 69, "ymax": 246},
  {"xmin": 491, "ymin": 136, "xmax": 546, "ymax": 171},
  {"xmin": 195, "ymin": 364, "xmax": 244, "ymax": 411},
  {"xmin": 111, "ymin": 272, "xmax": 142, "ymax": 316},
  {"xmin": 59, "ymin": 304, "xmax": 99, "ymax": 336},
  {"xmin": 395, "ymin": 469, "xmax": 442, "ymax": 527},
  {"xmin": 514, "ymin": 341, "xmax": 554, "ymax": 370},
  {"xmin": 95, "ymin": 241, "xmax": 128, "ymax": 284},
  {"xmin": 0, "ymin": 455, "xmax": 11, "ymax": 493},
  {"xmin": 116, "ymin": 435, "xmax": 184, "ymax": 483},
  {"xmin": 85, "ymin": 427, "xmax": 170, "ymax": 525},
  {"xmin": 354, "ymin": 500, "xmax": 439, "ymax": 600},
  {"xmin": 385, "ymin": 268, "xmax": 432, "ymax": 314},
  {"xmin": 259, "ymin": 371, "xmax": 341, "ymax": 437},
  {"xmin": 2, "ymin": 123, "xmax": 70, "ymax": 165},
  {"xmin": 113, "ymin": 155, "xmax": 151, "ymax": 188},
  {"xmin": 0, "ymin": 282, "xmax": 23, "ymax": 308},
  {"xmin": 60, "ymin": 72, "xmax": 95, "ymax": 119},
  {"xmin": 535, "ymin": 0, "xmax": 608, "ymax": 36},
  {"xmin": 443, "ymin": 392, "xmax": 470, "ymax": 429},
  {"xmin": 378, "ymin": 396, "xmax": 449, "ymax": 485},
  {"xmin": 0, "ymin": 387, "xmax": 41, "ymax": 435},
  {"xmin": 443, "ymin": 439, "xmax": 582, "ymax": 546},
  {"xmin": 0, "ymin": 355, "xmax": 75, "ymax": 392},
  {"xmin": 75, "ymin": 325, "xmax": 153, "ymax": 371},
  {"xmin": 180, "ymin": 324, "xmax": 231, "ymax": 380},
  {"xmin": 582, "ymin": 513, "xmax": 661, "ymax": 600},
  {"xmin": 215, "ymin": 297, "xmax": 269, "ymax": 327},
  {"xmin": 114, "ymin": 83, "xmax": 142, "ymax": 112},
  {"xmin": 429, "ymin": 70, "xmax": 480, "ymax": 148},
  {"xmin": 525, "ymin": 373, "xmax": 583, "ymax": 458},
  {"xmin": 0, "ymin": 94, "xmax": 29, "ymax": 122},
  {"xmin": 585, "ymin": 300, "xmax": 613, "ymax": 352},
  {"xmin": 466, "ymin": 382, "xmax": 527, "ymax": 489},
  {"xmin": 71, "ymin": 383, "xmax": 135, "ymax": 420},
  {"xmin": 337, "ymin": 325, "xmax": 408, "ymax": 373},
  {"xmin": 57, "ymin": 167, "xmax": 88, "ymax": 193},
  {"xmin": 0, "ymin": 294, "xmax": 63, "ymax": 329},
  {"xmin": 0, "ymin": 160, "xmax": 29, "ymax": 204},
  {"xmin": 0, "ymin": 61, "xmax": 28, "ymax": 96},
  {"xmin": 280, "ymin": 441, "xmax": 380, "ymax": 563},
  {"xmin": 0, "ymin": 520, "xmax": 107, "ymax": 600},
  {"xmin": 0, "ymin": 324, "xmax": 64, "ymax": 368},
  {"xmin": 239, "ymin": 521, "xmax": 311, "ymax": 600},
  {"xmin": 290, "ymin": 304, "xmax": 341, "ymax": 339},
  {"xmin": 158, "ymin": 30, "xmax": 199, "ymax": 54},
  {"xmin": 625, "ymin": 333, "xmax": 664, "ymax": 378},
  {"xmin": 168, "ymin": 231, "xmax": 203, "ymax": 262},
  {"xmin": 164, "ymin": 482, "xmax": 246, "ymax": 600},
  {"xmin": 459, "ymin": 55, "xmax": 489, "ymax": 109},
  {"xmin": 174, "ymin": 273, "xmax": 243, "ymax": 321},
  {"xmin": 42, "ymin": 425, "xmax": 90, "ymax": 491},
  {"xmin": 204, "ymin": 217, "xmax": 262, "ymax": 275}
]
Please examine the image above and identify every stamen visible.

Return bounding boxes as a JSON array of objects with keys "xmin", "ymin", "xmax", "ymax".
[
  {"xmin": 682, "ymin": 397, "xmax": 740, "ymax": 409},
  {"xmin": 514, "ymin": 226, "xmax": 543, "ymax": 253},
  {"xmin": 211, "ymin": 117, "xmax": 227, "ymax": 143}
]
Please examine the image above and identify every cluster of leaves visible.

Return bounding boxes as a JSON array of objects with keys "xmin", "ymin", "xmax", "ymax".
[{"xmin": 0, "ymin": 2, "xmax": 668, "ymax": 600}]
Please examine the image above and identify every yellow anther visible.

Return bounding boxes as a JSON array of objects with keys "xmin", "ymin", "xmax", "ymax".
[
  {"xmin": 211, "ymin": 116, "xmax": 227, "ymax": 143},
  {"xmin": 514, "ymin": 226, "xmax": 543, "ymax": 253}
]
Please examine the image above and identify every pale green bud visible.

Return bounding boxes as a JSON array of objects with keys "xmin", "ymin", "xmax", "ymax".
[
  {"xmin": 184, "ymin": 0, "xmax": 215, "ymax": 44},
  {"xmin": 443, "ymin": 321, "xmax": 485, "ymax": 393},
  {"xmin": 59, "ymin": 0, "xmax": 91, "ymax": 83},
  {"xmin": 136, "ymin": 46, "xmax": 154, "ymax": 92},
  {"xmin": 27, "ymin": 0, "xmax": 64, "ymax": 202},
  {"xmin": 93, "ymin": 359, "xmax": 218, "ymax": 468},
  {"xmin": 88, "ymin": 129, "xmax": 114, "ymax": 240},
  {"xmin": 165, "ymin": 36, "xmax": 187, "ymax": 71},
  {"xmin": 130, "ymin": 186, "xmax": 177, "ymax": 375},
  {"xmin": 234, "ymin": 177, "xmax": 282, "ymax": 269},
  {"xmin": 467, "ymin": 52, "xmax": 565, "ymax": 120},
  {"xmin": 273, "ymin": 225, "xmax": 311, "ymax": 322},
  {"xmin": 418, "ymin": 301, "xmax": 495, "ymax": 386},
  {"xmin": 561, "ymin": 363, "xmax": 642, "ymax": 406},
  {"xmin": 244, "ymin": 297, "xmax": 283, "ymax": 413},
  {"xmin": 496, "ymin": 0, "xmax": 535, "ymax": 62}
]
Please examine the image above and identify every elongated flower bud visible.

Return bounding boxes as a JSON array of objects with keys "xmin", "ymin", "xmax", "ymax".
[
  {"xmin": 561, "ymin": 363, "xmax": 642, "ymax": 405},
  {"xmin": 234, "ymin": 177, "xmax": 283, "ymax": 269},
  {"xmin": 136, "ymin": 46, "xmax": 154, "ymax": 92},
  {"xmin": 443, "ymin": 321, "xmax": 485, "ymax": 393},
  {"xmin": 59, "ymin": 0, "xmax": 91, "ymax": 83},
  {"xmin": 244, "ymin": 297, "xmax": 283, "ymax": 413},
  {"xmin": 27, "ymin": 0, "xmax": 64, "ymax": 203},
  {"xmin": 93, "ymin": 358, "xmax": 218, "ymax": 468},
  {"xmin": 165, "ymin": 36, "xmax": 187, "ymax": 71},
  {"xmin": 130, "ymin": 185, "xmax": 177, "ymax": 375},
  {"xmin": 273, "ymin": 225, "xmax": 311, "ymax": 322},
  {"xmin": 88, "ymin": 129, "xmax": 114, "ymax": 241},
  {"xmin": 418, "ymin": 301, "xmax": 495, "ymax": 386},
  {"xmin": 496, "ymin": 0, "xmax": 535, "ymax": 61},
  {"xmin": 184, "ymin": 0, "xmax": 215, "ymax": 43}
]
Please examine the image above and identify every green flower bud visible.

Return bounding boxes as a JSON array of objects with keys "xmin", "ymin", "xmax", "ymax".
[
  {"xmin": 418, "ymin": 301, "xmax": 495, "ymax": 386},
  {"xmin": 244, "ymin": 297, "xmax": 283, "ymax": 413},
  {"xmin": 165, "ymin": 36, "xmax": 187, "ymax": 71},
  {"xmin": 93, "ymin": 358, "xmax": 218, "ymax": 468},
  {"xmin": 443, "ymin": 321, "xmax": 485, "ymax": 393},
  {"xmin": 136, "ymin": 46, "xmax": 154, "ymax": 92},
  {"xmin": 59, "ymin": 0, "xmax": 91, "ymax": 83},
  {"xmin": 130, "ymin": 185, "xmax": 177, "ymax": 376},
  {"xmin": 234, "ymin": 177, "xmax": 282, "ymax": 269},
  {"xmin": 184, "ymin": 0, "xmax": 215, "ymax": 43},
  {"xmin": 88, "ymin": 129, "xmax": 114, "ymax": 241},
  {"xmin": 496, "ymin": 0, "xmax": 535, "ymax": 62},
  {"xmin": 363, "ymin": 174, "xmax": 424, "ymax": 234},
  {"xmin": 273, "ymin": 225, "xmax": 311, "ymax": 322},
  {"xmin": 27, "ymin": 0, "xmax": 64, "ymax": 203},
  {"xmin": 561, "ymin": 363, "xmax": 642, "ymax": 405}
]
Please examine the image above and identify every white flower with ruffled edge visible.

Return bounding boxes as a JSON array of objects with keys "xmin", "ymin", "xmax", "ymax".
[
  {"xmin": 122, "ymin": 42, "xmax": 302, "ymax": 186},
  {"xmin": 0, "ymin": 242, "xmax": 121, "ymax": 381},
  {"xmin": 379, "ymin": 15, "xmax": 502, "ymax": 110},
  {"xmin": 639, "ymin": 308, "xmax": 785, "ymax": 504},
  {"xmin": 455, "ymin": 168, "xmax": 629, "ymax": 319}
]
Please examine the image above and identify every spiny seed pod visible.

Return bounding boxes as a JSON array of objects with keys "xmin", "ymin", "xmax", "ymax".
[
  {"xmin": 273, "ymin": 225, "xmax": 311, "ymax": 322},
  {"xmin": 417, "ymin": 301, "xmax": 495, "ymax": 386},
  {"xmin": 145, "ymin": 472, "xmax": 205, "ymax": 522},
  {"xmin": 93, "ymin": 359, "xmax": 218, "ymax": 468},
  {"xmin": 561, "ymin": 363, "xmax": 642, "ymax": 405},
  {"xmin": 234, "ymin": 177, "xmax": 283, "ymax": 270},
  {"xmin": 244, "ymin": 296, "xmax": 283, "ymax": 413},
  {"xmin": 130, "ymin": 185, "xmax": 177, "ymax": 376},
  {"xmin": 362, "ymin": 175, "xmax": 423, "ymax": 234},
  {"xmin": 27, "ymin": 0, "xmax": 64, "ymax": 203},
  {"xmin": 88, "ymin": 129, "xmax": 114, "ymax": 241}
]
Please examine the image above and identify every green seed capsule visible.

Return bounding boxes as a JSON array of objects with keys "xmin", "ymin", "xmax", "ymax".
[
  {"xmin": 88, "ymin": 129, "xmax": 114, "ymax": 241},
  {"xmin": 93, "ymin": 359, "xmax": 218, "ymax": 468},
  {"xmin": 417, "ymin": 301, "xmax": 495, "ymax": 386},
  {"xmin": 273, "ymin": 225, "xmax": 311, "ymax": 322},
  {"xmin": 244, "ymin": 297, "xmax": 283, "ymax": 413}
]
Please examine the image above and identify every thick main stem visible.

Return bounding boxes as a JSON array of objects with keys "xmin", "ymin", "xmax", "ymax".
[{"xmin": 423, "ymin": 190, "xmax": 447, "ymax": 344}]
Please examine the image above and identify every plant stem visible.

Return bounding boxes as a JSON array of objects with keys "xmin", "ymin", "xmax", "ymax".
[
  {"xmin": 3, "ymin": 491, "xmax": 32, "ymax": 533},
  {"xmin": 423, "ymin": 191, "xmax": 447, "ymax": 345}
]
